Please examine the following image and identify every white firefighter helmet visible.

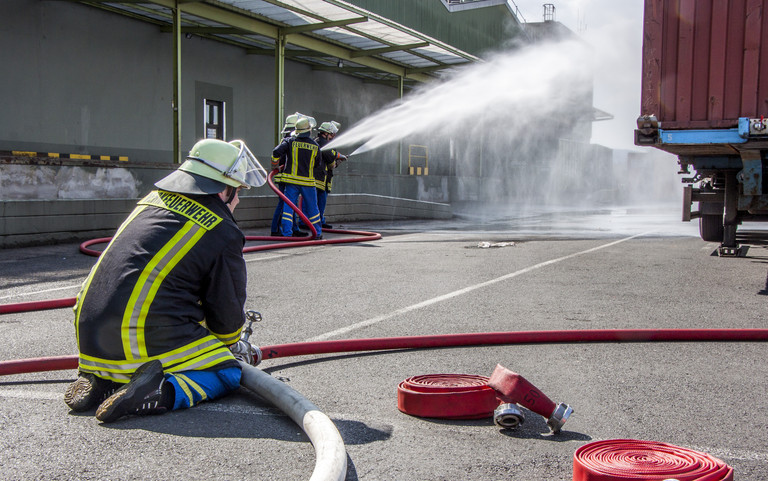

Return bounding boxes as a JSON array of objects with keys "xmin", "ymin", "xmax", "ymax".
[
  {"xmin": 281, "ymin": 112, "xmax": 301, "ymax": 134},
  {"xmin": 294, "ymin": 116, "xmax": 314, "ymax": 134},
  {"xmin": 318, "ymin": 121, "xmax": 339, "ymax": 135},
  {"xmin": 155, "ymin": 139, "xmax": 267, "ymax": 194}
]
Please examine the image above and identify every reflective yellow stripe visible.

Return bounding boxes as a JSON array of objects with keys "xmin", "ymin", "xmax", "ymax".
[
  {"xmin": 79, "ymin": 335, "xmax": 231, "ymax": 381},
  {"xmin": 122, "ymin": 221, "xmax": 206, "ymax": 359},
  {"xmin": 167, "ymin": 348, "xmax": 234, "ymax": 372},
  {"xmin": 212, "ymin": 326, "xmax": 243, "ymax": 345},
  {"xmin": 139, "ymin": 191, "xmax": 222, "ymax": 230},
  {"xmin": 280, "ymin": 173, "xmax": 316, "ymax": 186},
  {"xmin": 174, "ymin": 373, "xmax": 208, "ymax": 401},
  {"xmin": 74, "ymin": 205, "xmax": 149, "ymax": 348},
  {"xmin": 173, "ymin": 375, "xmax": 195, "ymax": 403}
]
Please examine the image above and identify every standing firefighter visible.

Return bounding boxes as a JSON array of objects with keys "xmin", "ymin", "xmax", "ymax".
[
  {"xmin": 65, "ymin": 138, "xmax": 265, "ymax": 423},
  {"xmin": 270, "ymin": 112, "xmax": 307, "ymax": 237},
  {"xmin": 272, "ymin": 116, "xmax": 323, "ymax": 238},
  {"xmin": 312, "ymin": 121, "xmax": 346, "ymax": 228}
]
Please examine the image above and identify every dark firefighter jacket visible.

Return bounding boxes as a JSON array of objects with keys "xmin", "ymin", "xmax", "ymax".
[
  {"xmin": 74, "ymin": 190, "xmax": 246, "ymax": 383},
  {"xmin": 313, "ymin": 135, "xmax": 338, "ymax": 192},
  {"xmin": 272, "ymin": 132, "xmax": 319, "ymax": 188},
  {"xmin": 270, "ymin": 133, "xmax": 291, "ymax": 184}
]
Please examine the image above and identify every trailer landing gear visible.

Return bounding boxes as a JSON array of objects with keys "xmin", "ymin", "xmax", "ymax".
[{"xmin": 717, "ymin": 244, "xmax": 746, "ymax": 257}]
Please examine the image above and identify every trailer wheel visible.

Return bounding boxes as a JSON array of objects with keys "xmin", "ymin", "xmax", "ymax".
[{"xmin": 699, "ymin": 214, "xmax": 724, "ymax": 242}]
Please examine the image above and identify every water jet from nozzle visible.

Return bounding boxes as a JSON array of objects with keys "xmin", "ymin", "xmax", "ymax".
[{"xmin": 323, "ymin": 38, "xmax": 593, "ymax": 156}]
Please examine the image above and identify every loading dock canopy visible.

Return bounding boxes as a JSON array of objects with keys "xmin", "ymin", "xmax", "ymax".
[{"xmin": 83, "ymin": 0, "xmax": 479, "ymax": 86}]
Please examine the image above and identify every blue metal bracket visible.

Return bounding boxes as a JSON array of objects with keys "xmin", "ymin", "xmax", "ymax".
[{"xmin": 658, "ymin": 127, "xmax": 746, "ymax": 145}]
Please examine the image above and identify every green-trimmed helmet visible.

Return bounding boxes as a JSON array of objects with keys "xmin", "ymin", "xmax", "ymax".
[
  {"xmin": 318, "ymin": 121, "xmax": 339, "ymax": 135},
  {"xmin": 295, "ymin": 116, "xmax": 313, "ymax": 134},
  {"xmin": 184, "ymin": 139, "xmax": 267, "ymax": 189},
  {"xmin": 281, "ymin": 112, "xmax": 300, "ymax": 134},
  {"xmin": 155, "ymin": 139, "xmax": 267, "ymax": 195}
]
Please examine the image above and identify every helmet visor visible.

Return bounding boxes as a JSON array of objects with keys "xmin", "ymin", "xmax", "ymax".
[{"xmin": 228, "ymin": 141, "xmax": 267, "ymax": 188}]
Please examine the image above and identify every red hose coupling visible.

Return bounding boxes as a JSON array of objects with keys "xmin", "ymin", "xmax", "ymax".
[{"xmin": 488, "ymin": 364, "xmax": 572, "ymax": 433}]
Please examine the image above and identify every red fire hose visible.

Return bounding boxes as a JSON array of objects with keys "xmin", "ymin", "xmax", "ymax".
[
  {"xmin": 0, "ymin": 298, "xmax": 77, "ymax": 315},
  {"xmin": 573, "ymin": 439, "xmax": 734, "ymax": 480},
  {"xmin": 2, "ymin": 328, "xmax": 768, "ymax": 376},
  {"xmin": 255, "ymin": 329, "xmax": 768, "ymax": 360},
  {"xmin": 77, "ymin": 169, "xmax": 380, "ymax": 258},
  {"xmin": 397, "ymin": 374, "xmax": 499, "ymax": 419}
]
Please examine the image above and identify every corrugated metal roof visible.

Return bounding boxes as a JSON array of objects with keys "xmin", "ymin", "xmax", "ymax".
[{"xmin": 82, "ymin": 0, "xmax": 479, "ymax": 86}]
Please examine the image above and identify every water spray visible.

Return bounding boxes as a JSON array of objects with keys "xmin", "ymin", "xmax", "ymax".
[{"xmin": 322, "ymin": 38, "xmax": 593, "ymax": 156}]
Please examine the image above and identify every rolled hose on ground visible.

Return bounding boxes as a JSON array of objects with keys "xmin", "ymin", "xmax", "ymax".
[
  {"xmin": 0, "ymin": 329, "xmax": 761, "ymax": 481},
  {"xmin": 573, "ymin": 439, "xmax": 733, "ymax": 480},
  {"xmin": 2, "ymin": 328, "xmax": 768, "ymax": 376}
]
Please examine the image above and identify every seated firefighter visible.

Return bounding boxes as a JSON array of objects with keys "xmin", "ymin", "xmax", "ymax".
[{"xmin": 64, "ymin": 138, "xmax": 265, "ymax": 423}]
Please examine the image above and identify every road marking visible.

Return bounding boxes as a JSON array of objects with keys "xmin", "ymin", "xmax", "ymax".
[
  {"xmin": 0, "ymin": 284, "xmax": 80, "ymax": 301},
  {"xmin": 245, "ymin": 253, "xmax": 291, "ymax": 263},
  {"xmin": 0, "ymin": 389, "xmax": 285, "ymax": 417},
  {"xmin": 0, "ymin": 254, "xmax": 287, "ymax": 299},
  {"xmin": 307, "ymin": 233, "xmax": 652, "ymax": 341},
  {"xmin": 0, "ymin": 389, "xmax": 62, "ymax": 401}
]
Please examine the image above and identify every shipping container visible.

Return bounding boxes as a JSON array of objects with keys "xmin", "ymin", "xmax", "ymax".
[
  {"xmin": 640, "ymin": 0, "xmax": 768, "ymax": 130},
  {"xmin": 636, "ymin": 0, "xmax": 768, "ymax": 254}
]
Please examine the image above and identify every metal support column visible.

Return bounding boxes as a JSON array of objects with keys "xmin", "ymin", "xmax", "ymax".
[
  {"xmin": 397, "ymin": 75, "xmax": 404, "ymax": 175},
  {"xmin": 172, "ymin": 1, "xmax": 182, "ymax": 163},
  {"xmin": 722, "ymin": 170, "xmax": 739, "ymax": 248},
  {"xmin": 275, "ymin": 35, "xmax": 286, "ymax": 145}
]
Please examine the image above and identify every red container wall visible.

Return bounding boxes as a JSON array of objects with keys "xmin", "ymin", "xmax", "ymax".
[{"xmin": 641, "ymin": 0, "xmax": 768, "ymax": 129}]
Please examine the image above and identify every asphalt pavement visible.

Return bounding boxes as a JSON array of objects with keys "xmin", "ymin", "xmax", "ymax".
[{"xmin": 1, "ymin": 205, "xmax": 767, "ymax": 480}]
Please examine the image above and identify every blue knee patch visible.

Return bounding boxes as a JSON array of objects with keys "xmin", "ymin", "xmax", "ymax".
[{"xmin": 166, "ymin": 367, "xmax": 242, "ymax": 410}]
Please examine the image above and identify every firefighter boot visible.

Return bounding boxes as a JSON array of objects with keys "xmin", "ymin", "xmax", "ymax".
[
  {"xmin": 64, "ymin": 372, "xmax": 121, "ymax": 412},
  {"xmin": 95, "ymin": 360, "xmax": 174, "ymax": 423}
]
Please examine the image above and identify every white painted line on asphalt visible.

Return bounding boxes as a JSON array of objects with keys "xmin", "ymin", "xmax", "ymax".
[
  {"xmin": 0, "ymin": 389, "xmax": 284, "ymax": 417},
  {"xmin": 195, "ymin": 402, "xmax": 285, "ymax": 417},
  {"xmin": 307, "ymin": 232, "xmax": 653, "ymax": 341},
  {"xmin": 245, "ymin": 253, "xmax": 291, "ymax": 263},
  {"xmin": 0, "ymin": 389, "xmax": 62, "ymax": 401},
  {"xmin": 0, "ymin": 254, "xmax": 287, "ymax": 299},
  {"xmin": 0, "ymin": 284, "xmax": 80, "ymax": 301}
]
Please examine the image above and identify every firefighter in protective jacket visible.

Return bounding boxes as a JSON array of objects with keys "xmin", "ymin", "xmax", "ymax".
[
  {"xmin": 272, "ymin": 115, "xmax": 323, "ymax": 238},
  {"xmin": 312, "ymin": 121, "xmax": 346, "ymax": 228},
  {"xmin": 64, "ymin": 138, "xmax": 266, "ymax": 423}
]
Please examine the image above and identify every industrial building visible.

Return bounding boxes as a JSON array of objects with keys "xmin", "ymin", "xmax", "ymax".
[{"xmin": 0, "ymin": 0, "xmax": 611, "ymax": 247}]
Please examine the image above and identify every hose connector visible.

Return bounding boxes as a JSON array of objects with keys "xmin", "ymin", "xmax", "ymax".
[
  {"xmin": 546, "ymin": 402, "xmax": 572, "ymax": 434},
  {"xmin": 494, "ymin": 403, "xmax": 525, "ymax": 429}
]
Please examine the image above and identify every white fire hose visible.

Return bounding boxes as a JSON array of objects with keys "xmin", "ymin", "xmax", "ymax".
[{"xmin": 238, "ymin": 361, "xmax": 347, "ymax": 481}]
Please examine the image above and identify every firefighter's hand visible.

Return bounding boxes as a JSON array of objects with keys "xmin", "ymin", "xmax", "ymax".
[{"xmin": 230, "ymin": 340, "xmax": 257, "ymax": 365}]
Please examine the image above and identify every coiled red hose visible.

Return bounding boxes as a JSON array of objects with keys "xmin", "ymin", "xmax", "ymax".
[
  {"xmin": 573, "ymin": 439, "xmax": 734, "ymax": 480},
  {"xmin": 397, "ymin": 374, "xmax": 499, "ymax": 419},
  {"xmin": 2, "ymin": 328, "xmax": 767, "ymax": 376}
]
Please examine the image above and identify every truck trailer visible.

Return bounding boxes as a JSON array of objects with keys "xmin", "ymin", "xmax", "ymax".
[{"xmin": 635, "ymin": 0, "xmax": 768, "ymax": 255}]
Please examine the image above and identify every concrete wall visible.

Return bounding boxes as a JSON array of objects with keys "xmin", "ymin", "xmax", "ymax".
[
  {"xmin": 0, "ymin": 0, "xmax": 398, "ymax": 164},
  {"xmin": 0, "ymin": 193, "xmax": 452, "ymax": 248}
]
